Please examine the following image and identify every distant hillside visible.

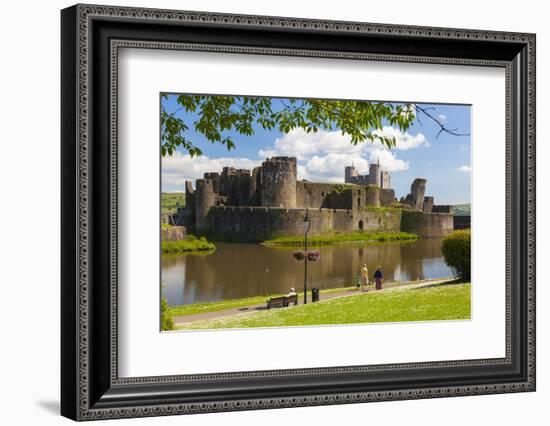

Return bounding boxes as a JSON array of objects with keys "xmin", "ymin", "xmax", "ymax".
[
  {"xmin": 161, "ymin": 192, "xmax": 185, "ymax": 214},
  {"xmin": 452, "ymin": 203, "xmax": 471, "ymax": 216}
]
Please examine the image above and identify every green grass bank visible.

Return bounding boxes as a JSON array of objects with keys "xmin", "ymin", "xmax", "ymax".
[
  {"xmin": 161, "ymin": 236, "xmax": 215, "ymax": 254},
  {"xmin": 167, "ymin": 286, "xmax": 356, "ymax": 317},
  {"xmin": 176, "ymin": 282, "xmax": 470, "ymax": 330},
  {"xmin": 262, "ymin": 231, "xmax": 419, "ymax": 246}
]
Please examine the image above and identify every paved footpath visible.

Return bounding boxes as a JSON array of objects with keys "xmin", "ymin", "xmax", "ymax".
[{"xmin": 173, "ymin": 277, "xmax": 455, "ymax": 326}]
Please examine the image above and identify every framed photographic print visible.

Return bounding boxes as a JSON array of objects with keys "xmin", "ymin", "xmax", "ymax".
[{"xmin": 61, "ymin": 4, "xmax": 536, "ymax": 421}]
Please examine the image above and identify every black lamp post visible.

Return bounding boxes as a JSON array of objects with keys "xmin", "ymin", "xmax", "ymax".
[{"xmin": 303, "ymin": 209, "xmax": 311, "ymax": 304}]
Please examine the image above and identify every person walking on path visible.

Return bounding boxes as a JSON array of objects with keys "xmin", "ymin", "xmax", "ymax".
[
  {"xmin": 360, "ymin": 264, "xmax": 369, "ymax": 291},
  {"xmin": 374, "ymin": 266, "xmax": 384, "ymax": 290}
]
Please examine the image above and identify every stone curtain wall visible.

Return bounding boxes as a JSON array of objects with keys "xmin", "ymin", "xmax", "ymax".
[
  {"xmin": 204, "ymin": 206, "xmax": 402, "ymax": 242},
  {"xmin": 295, "ymin": 182, "xmax": 349, "ymax": 208},
  {"xmin": 400, "ymin": 210, "xmax": 454, "ymax": 238},
  {"xmin": 355, "ymin": 208, "xmax": 402, "ymax": 233}
]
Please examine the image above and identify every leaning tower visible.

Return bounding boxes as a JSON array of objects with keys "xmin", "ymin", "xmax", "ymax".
[
  {"xmin": 410, "ymin": 178, "xmax": 427, "ymax": 211},
  {"xmin": 260, "ymin": 157, "xmax": 297, "ymax": 208}
]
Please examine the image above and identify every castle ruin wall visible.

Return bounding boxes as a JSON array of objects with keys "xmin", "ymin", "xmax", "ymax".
[
  {"xmin": 203, "ymin": 206, "xmax": 402, "ymax": 242},
  {"xmin": 380, "ymin": 188, "xmax": 396, "ymax": 206},
  {"xmin": 296, "ymin": 182, "xmax": 348, "ymax": 209},
  {"xmin": 400, "ymin": 210, "xmax": 454, "ymax": 238}
]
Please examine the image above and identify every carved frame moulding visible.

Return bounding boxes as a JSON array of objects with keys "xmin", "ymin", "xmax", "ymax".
[{"xmin": 61, "ymin": 4, "xmax": 535, "ymax": 420}]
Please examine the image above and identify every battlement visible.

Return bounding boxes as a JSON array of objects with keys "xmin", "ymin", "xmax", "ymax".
[
  {"xmin": 196, "ymin": 178, "xmax": 217, "ymax": 188},
  {"xmin": 181, "ymin": 158, "xmax": 448, "ymax": 240},
  {"xmin": 263, "ymin": 156, "xmax": 297, "ymax": 164},
  {"xmin": 345, "ymin": 162, "xmax": 391, "ymax": 189}
]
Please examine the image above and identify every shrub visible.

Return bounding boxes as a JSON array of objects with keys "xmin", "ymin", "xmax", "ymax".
[
  {"xmin": 161, "ymin": 297, "xmax": 174, "ymax": 331},
  {"xmin": 441, "ymin": 230, "xmax": 471, "ymax": 281}
]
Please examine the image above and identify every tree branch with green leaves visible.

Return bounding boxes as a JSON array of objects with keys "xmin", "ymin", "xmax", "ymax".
[{"xmin": 160, "ymin": 94, "xmax": 467, "ymax": 157}]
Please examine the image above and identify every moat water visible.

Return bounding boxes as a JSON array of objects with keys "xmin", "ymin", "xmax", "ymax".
[{"xmin": 161, "ymin": 238, "xmax": 454, "ymax": 306}]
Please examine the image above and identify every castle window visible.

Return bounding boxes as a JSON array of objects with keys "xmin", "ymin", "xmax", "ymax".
[
  {"xmin": 357, "ymin": 197, "xmax": 361, "ymax": 207},
  {"xmin": 358, "ymin": 220, "xmax": 364, "ymax": 231}
]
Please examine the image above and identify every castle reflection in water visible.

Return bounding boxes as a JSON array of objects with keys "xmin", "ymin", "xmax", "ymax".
[{"xmin": 161, "ymin": 238, "xmax": 453, "ymax": 306}]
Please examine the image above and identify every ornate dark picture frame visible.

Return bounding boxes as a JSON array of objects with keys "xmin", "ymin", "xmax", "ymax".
[{"xmin": 61, "ymin": 4, "xmax": 536, "ymax": 421}]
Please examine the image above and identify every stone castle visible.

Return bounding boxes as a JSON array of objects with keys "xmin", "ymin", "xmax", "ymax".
[
  {"xmin": 167, "ymin": 156, "xmax": 454, "ymax": 242},
  {"xmin": 345, "ymin": 160, "xmax": 391, "ymax": 189}
]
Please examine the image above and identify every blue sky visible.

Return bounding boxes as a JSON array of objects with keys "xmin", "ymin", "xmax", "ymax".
[{"xmin": 161, "ymin": 95, "xmax": 471, "ymax": 205}]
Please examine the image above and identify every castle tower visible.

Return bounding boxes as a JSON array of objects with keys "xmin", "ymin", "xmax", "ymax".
[
  {"xmin": 410, "ymin": 178, "xmax": 427, "ymax": 210},
  {"xmin": 235, "ymin": 169, "xmax": 251, "ymax": 206},
  {"xmin": 260, "ymin": 157, "xmax": 297, "ymax": 208},
  {"xmin": 203, "ymin": 172, "xmax": 220, "ymax": 193},
  {"xmin": 219, "ymin": 167, "xmax": 236, "ymax": 197},
  {"xmin": 194, "ymin": 178, "xmax": 217, "ymax": 230},
  {"xmin": 368, "ymin": 161, "xmax": 381, "ymax": 186},
  {"xmin": 380, "ymin": 171, "xmax": 391, "ymax": 189},
  {"xmin": 365, "ymin": 185, "xmax": 381, "ymax": 207},
  {"xmin": 345, "ymin": 166, "xmax": 359, "ymax": 183},
  {"xmin": 422, "ymin": 195, "xmax": 434, "ymax": 213},
  {"xmin": 184, "ymin": 180, "xmax": 195, "ymax": 213},
  {"xmin": 249, "ymin": 167, "xmax": 261, "ymax": 205}
]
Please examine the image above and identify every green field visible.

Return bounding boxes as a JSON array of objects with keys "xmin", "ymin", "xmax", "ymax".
[
  {"xmin": 161, "ymin": 192, "xmax": 185, "ymax": 214},
  {"xmin": 176, "ymin": 282, "xmax": 470, "ymax": 330},
  {"xmin": 452, "ymin": 203, "xmax": 471, "ymax": 216},
  {"xmin": 262, "ymin": 231, "xmax": 419, "ymax": 246}
]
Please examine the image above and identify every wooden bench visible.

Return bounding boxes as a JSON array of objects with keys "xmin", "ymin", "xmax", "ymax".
[{"xmin": 266, "ymin": 295, "xmax": 298, "ymax": 309}]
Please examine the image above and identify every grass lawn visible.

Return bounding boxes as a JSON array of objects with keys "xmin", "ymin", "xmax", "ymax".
[
  {"xmin": 168, "ymin": 287, "xmax": 356, "ymax": 317},
  {"xmin": 262, "ymin": 231, "xmax": 419, "ymax": 246},
  {"xmin": 161, "ymin": 237, "xmax": 215, "ymax": 253},
  {"xmin": 177, "ymin": 283, "xmax": 470, "ymax": 330}
]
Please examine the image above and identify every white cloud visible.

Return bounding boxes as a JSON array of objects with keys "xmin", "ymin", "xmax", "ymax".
[
  {"xmin": 258, "ymin": 127, "xmax": 419, "ymax": 181},
  {"xmin": 164, "ymin": 126, "xmax": 425, "ymax": 188},
  {"xmin": 438, "ymin": 114, "xmax": 447, "ymax": 122},
  {"xmin": 457, "ymin": 165, "xmax": 471, "ymax": 172},
  {"xmin": 301, "ymin": 154, "xmax": 370, "ymax": 182},
  {"xmin": 368, "ymin": 149, "xmax": 409, "ymax": 172},
  {"xmin": 162, "ymin": 152, "xmax": 260, "ymax": 188},
  {"xmin": 262, "ymin": 127, "xmax": 428, "ymax": 160},
  {"xmin": 258, "ymin": 128, "xmax": 362, "ymax": 160},
  {"xmin": 372, "ymin": 126, "xmax": 427, "ymax": 151}
]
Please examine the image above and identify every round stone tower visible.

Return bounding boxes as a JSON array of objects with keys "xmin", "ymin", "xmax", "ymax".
[
  {"xmin": 194, "ymin": 178, "xmax": 217, "ymax": 230},
  {"xmin": 368, "ymin": 162, "xmax": 381, "ymax": 186},
  {"xmin": 260, "ymin": 157, "xmax": 297, "ymax": 208},
  {"xmin": 365, "ymin": 185, "xmax": 381, "ymax": 207}
]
